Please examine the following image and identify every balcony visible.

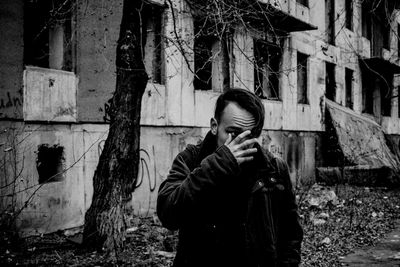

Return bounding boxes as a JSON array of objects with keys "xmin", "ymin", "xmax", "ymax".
[
  {"xmin": 192, "ymin": 0, "xmax": 317, "ymax": 35},
  {"xmin": 257, "ymin": 0, "xmax": 317, "ymax": 33},
  {"xmin": 23, "ymin": 66, "xmax": 77, "ymax": 122}
]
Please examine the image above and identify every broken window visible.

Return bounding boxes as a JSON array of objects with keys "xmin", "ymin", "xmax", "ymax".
[
  {"xmin": 193, "ymin": 23, "xmax": 228, "ymax": 92},
  {"xmin": 345, "ymin": 68, "xmax": 353, "ymax": 109},
  {"xmin": 345, "ymin": 0, "xmax": 353, "ymax": 31},
  {"xmin": 325, "ymin": 0, "xmax": 335, "ymax": 45},
  {"xmin": 254, "ymin": 39, "xmax": 282, "ymax": 100},
  {"xmin": 381, "ymin": 75, "xmax": 393, "ymax": 116},
  {"xmin": 325, "ymin": 62, "xmax": 336, "ymax": 101},
  {"xmin": 297, "ymin": 52, "xmax": 308, "ymax": 104},
  {"xmin": 24, "ymin": 0, "xmax": 74, "ymax": 71},
  {"xmin": 296, "ymin": 0, "xmax": 309, "ymax": 7},
  {"xmin": 143, "ymin": 5, "xmax": 164, "ymax": 85},
  {"xmin": 37, "ymin": 144, "xmax": 65, "ymax": 184},
  {"xmin": 194, "ymin": 35, "xmax": 214, "ymax": 91}
]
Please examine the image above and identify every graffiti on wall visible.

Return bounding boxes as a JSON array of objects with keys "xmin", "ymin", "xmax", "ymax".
[
  {"xmin": 97, "ymin": 140, "xmax": 162, "ymax": 193},
  {"xmin": 0, "ymin": 91, "xmax": 22, "ymax": 115},
  {"xmin": 101, "ymin": 98, "xmax": 112, "ymax": 122},
  {"xmin": 135, "ymin": 146, "xmax": 160, "ymax": 193}
]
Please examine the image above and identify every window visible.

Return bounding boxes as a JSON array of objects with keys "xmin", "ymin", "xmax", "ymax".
[
  {"xmin": 24, "ymin": 0, "xmax": 74, "ymax": 71},
  {"xmin": 37, "ymin": 144, "xmax": 65, "ymax": 184},
  {"xmin": 345, "ymin": 68, "xmax": 353, "ymax": 109},
  {"xmin": 362, "ymin": 72, "xmax": 374, "ymax": 114},
  {"xmin": 381, "ymin": 76, "xmax": 393, "ymax": 116},
  {"xmin": 194, "ymin": 35, "xmax": 214, "ymax": 90},
  {"xmin": 297, "ymin": 52, "xmax": 308, "ymax": 104},
  {"xmin": 345, "ymin": 0, "xmax": 353, "ymax": 31},
  {"xmin": 193, "ymin": 24, "xmax": 229, "ymax": 92},
  {"xmin": 296, "ymin": 0, "xmax": 309, "ymax": 7},
  {"xmin": 383, "ymin": 21, "xmax": 390, "ymax": 50},
  {"xmin": 325, "ymin": 0, "xmax": 335, "ymax": 45},
  {"xmin": 143, "ymin": 5, "xmax": 164, "ymax": 84},
  {"xmin": 398, "ymin": 86, "xmax": 400, "ymax": 118},
  {"xmin": 398, "ymin": 24, "xmax": 400, "ymax": 56},
  {"xmin": 254, "ymin": 39, "xmax": 282, "ymax": 100},
  {"xmin": 362, "ymin": 1, "xmax": 371, "ymax": 39},
  {"xmin": 325, "ymin": 62, "xmax": 336, "ymax": 101}
]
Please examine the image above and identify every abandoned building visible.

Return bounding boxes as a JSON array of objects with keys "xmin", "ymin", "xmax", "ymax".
[{"xmin": 1, "ymin": 0, "xmax": 400, "ymax": 236}]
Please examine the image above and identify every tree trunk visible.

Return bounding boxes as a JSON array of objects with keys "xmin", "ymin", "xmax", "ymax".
[{"xmin": 83, "ymin": 0, "xmax": 148, "ymax": 253}]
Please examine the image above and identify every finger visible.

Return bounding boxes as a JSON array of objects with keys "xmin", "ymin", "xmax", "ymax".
[
  {"xmin": 237, "ymin": 156, "xmax": 254, "ymax": 164},
  {"xmin": 237, "ymin": 138, "xmax": 258, "ymax": 149},
  {"xmin": 232, "ymin": 130, "xmax": 252, "ymax": 144},
  {"xmin": 224, "ymin": 133, "xmax": 232, "ymax": 146},
  {"xmin": 237, "ymin": 148, "xmax": 257, "ymax": 157}
]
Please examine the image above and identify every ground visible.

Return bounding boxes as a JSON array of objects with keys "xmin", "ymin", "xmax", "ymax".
[{"xmin": 2, "ymin": 184, "xmax": 400, "ymax": 266}]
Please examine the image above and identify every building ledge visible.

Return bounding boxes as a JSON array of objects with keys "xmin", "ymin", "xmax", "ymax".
[{"xmin": 264, "ymin": 5, "xmax": 317, "ymax": 32}]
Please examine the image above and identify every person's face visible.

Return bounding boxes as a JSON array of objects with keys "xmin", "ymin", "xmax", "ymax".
[{"xmin": 211, "ymin": 102, "xmax": 257, "ymax": 147}]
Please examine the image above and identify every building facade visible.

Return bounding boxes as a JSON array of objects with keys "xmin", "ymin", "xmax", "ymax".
[{"xmin": 1, "ymin": 0, "xmax": 400, "ymax": 236}]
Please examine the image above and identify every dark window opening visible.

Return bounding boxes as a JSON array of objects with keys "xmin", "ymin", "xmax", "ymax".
[
  {"xmin": 254, "ymin": 39, "xmax": 282, "ymax": 100},
  {"xmin": 37, "ymin": 144, "xmax": 65, "ymax": 184},
  {"xmin": 325, "ymin": 0, "xmax": 335, "ymax": 45},
  {"xmin": 398, "ymin": 24, "xmax": 400, "ymax": 56},
  {"xmin": 362, "ymin": 2, "xmax": 372, "ymax": 39},
  {"xmin": 24, "ymin": 0, "xmax": 74, "ymax": 71},
  {"xmin": 381, "ymin": 76, "xmax": 393, "ymax": 116},
  {"xmin": 383, "ymin": 21, "xmax": 390, "ymax": 50},
  {"xmin": 143, "ymin": 5, "xmax": 164, "ymax": 85},
  {"xmin": 296, "ymin": 0, "xmax": 309, "ymax": 7},
  {"xmin": 345, "ymin": 68, "xmax": 353, "ymax": 109},
  {"xmin": 345, "ymin": 0, "xmax": 353, "ymax": 31},
  {"xmin": 362, "ymin": 73, "xmax": 374, "ymax": 114},
  {"xmin": 325, "ymin": 62, "xmax": 336, "ymax": 101},
  {"xmin": 194, "ymin": 35, "xmax": 214, "ymax": 90},
  {"xmin": 398, "ymin": 86, "xmax": 400, "ymax": 118},
  {"xmin": 297, "ymin": 52, "xmax": 308, "ymax": 104}
]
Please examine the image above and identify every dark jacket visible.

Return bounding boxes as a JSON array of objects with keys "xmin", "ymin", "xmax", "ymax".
[{"xmin": 157, "ymin": 131, "xmax": 303, "ymax": 267}]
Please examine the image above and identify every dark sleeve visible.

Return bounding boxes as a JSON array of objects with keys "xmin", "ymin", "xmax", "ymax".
[
  {"xmin": 275, "ymin": 158, "xmax": 303, "ymax": 267},
  {"xmin": 157, "ymin": 145, "xmax": 240, "ymax": 230}
]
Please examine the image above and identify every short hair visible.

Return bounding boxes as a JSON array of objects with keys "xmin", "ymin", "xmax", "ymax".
[{"xmin": 214, "ymin": 88, "xmax": 265, "ymax": 137}]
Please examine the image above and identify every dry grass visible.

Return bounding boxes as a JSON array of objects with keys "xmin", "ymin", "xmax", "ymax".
[{"xmin": 1, "ymin": 184, "xmax": 400, "ymax": 266}]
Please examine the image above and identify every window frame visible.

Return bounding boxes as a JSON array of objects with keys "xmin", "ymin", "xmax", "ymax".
[
  {"xmin": 253, "ymin": 38, "xmax": 283, "ymax": 101},
  {"xmin": 345, "ymin": 68, "xmax": 354, "ymax": 110},
  {"xmin": 297, "ymin": 52, "xmax": 309, "ymax": 105},
  {"xmin": 24, "ymin": 0, "xmax": 75, "ymax": 72}
]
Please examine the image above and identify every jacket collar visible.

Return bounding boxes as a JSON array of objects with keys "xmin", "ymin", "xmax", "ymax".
[{"xmin": 197, "ymin": 131, "xmax": 218, "ymax": 163}]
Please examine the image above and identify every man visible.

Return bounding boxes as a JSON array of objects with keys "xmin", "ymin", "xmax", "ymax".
[{"xmin": 157, "ymin": 89, "xmax": 303, "ymax": 267}]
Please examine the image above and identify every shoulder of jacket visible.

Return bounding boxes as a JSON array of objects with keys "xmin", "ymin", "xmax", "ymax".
[
  {"xmin": 261, "ymin": 148, "xmax": 288, "ymax": 173},
  {"xmin": 184, "ymin": 144, "xmax": 200, "ymax": 157},
  {"xmin": 175, "ymin": 144, "xmax": 200, "ymax": 169}
]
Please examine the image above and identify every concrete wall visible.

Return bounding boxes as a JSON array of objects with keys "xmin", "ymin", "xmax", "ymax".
[
  {"xmin": 76, "ymin": 0, "xmax": 123, "ymax": 122},
  {"xmin": 0, "ymin": 121, "xmax": 316, "ymax": 235},
  {"xmin": 0, "ymin": 0, "xmax": 24, "ymax": 119}
]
